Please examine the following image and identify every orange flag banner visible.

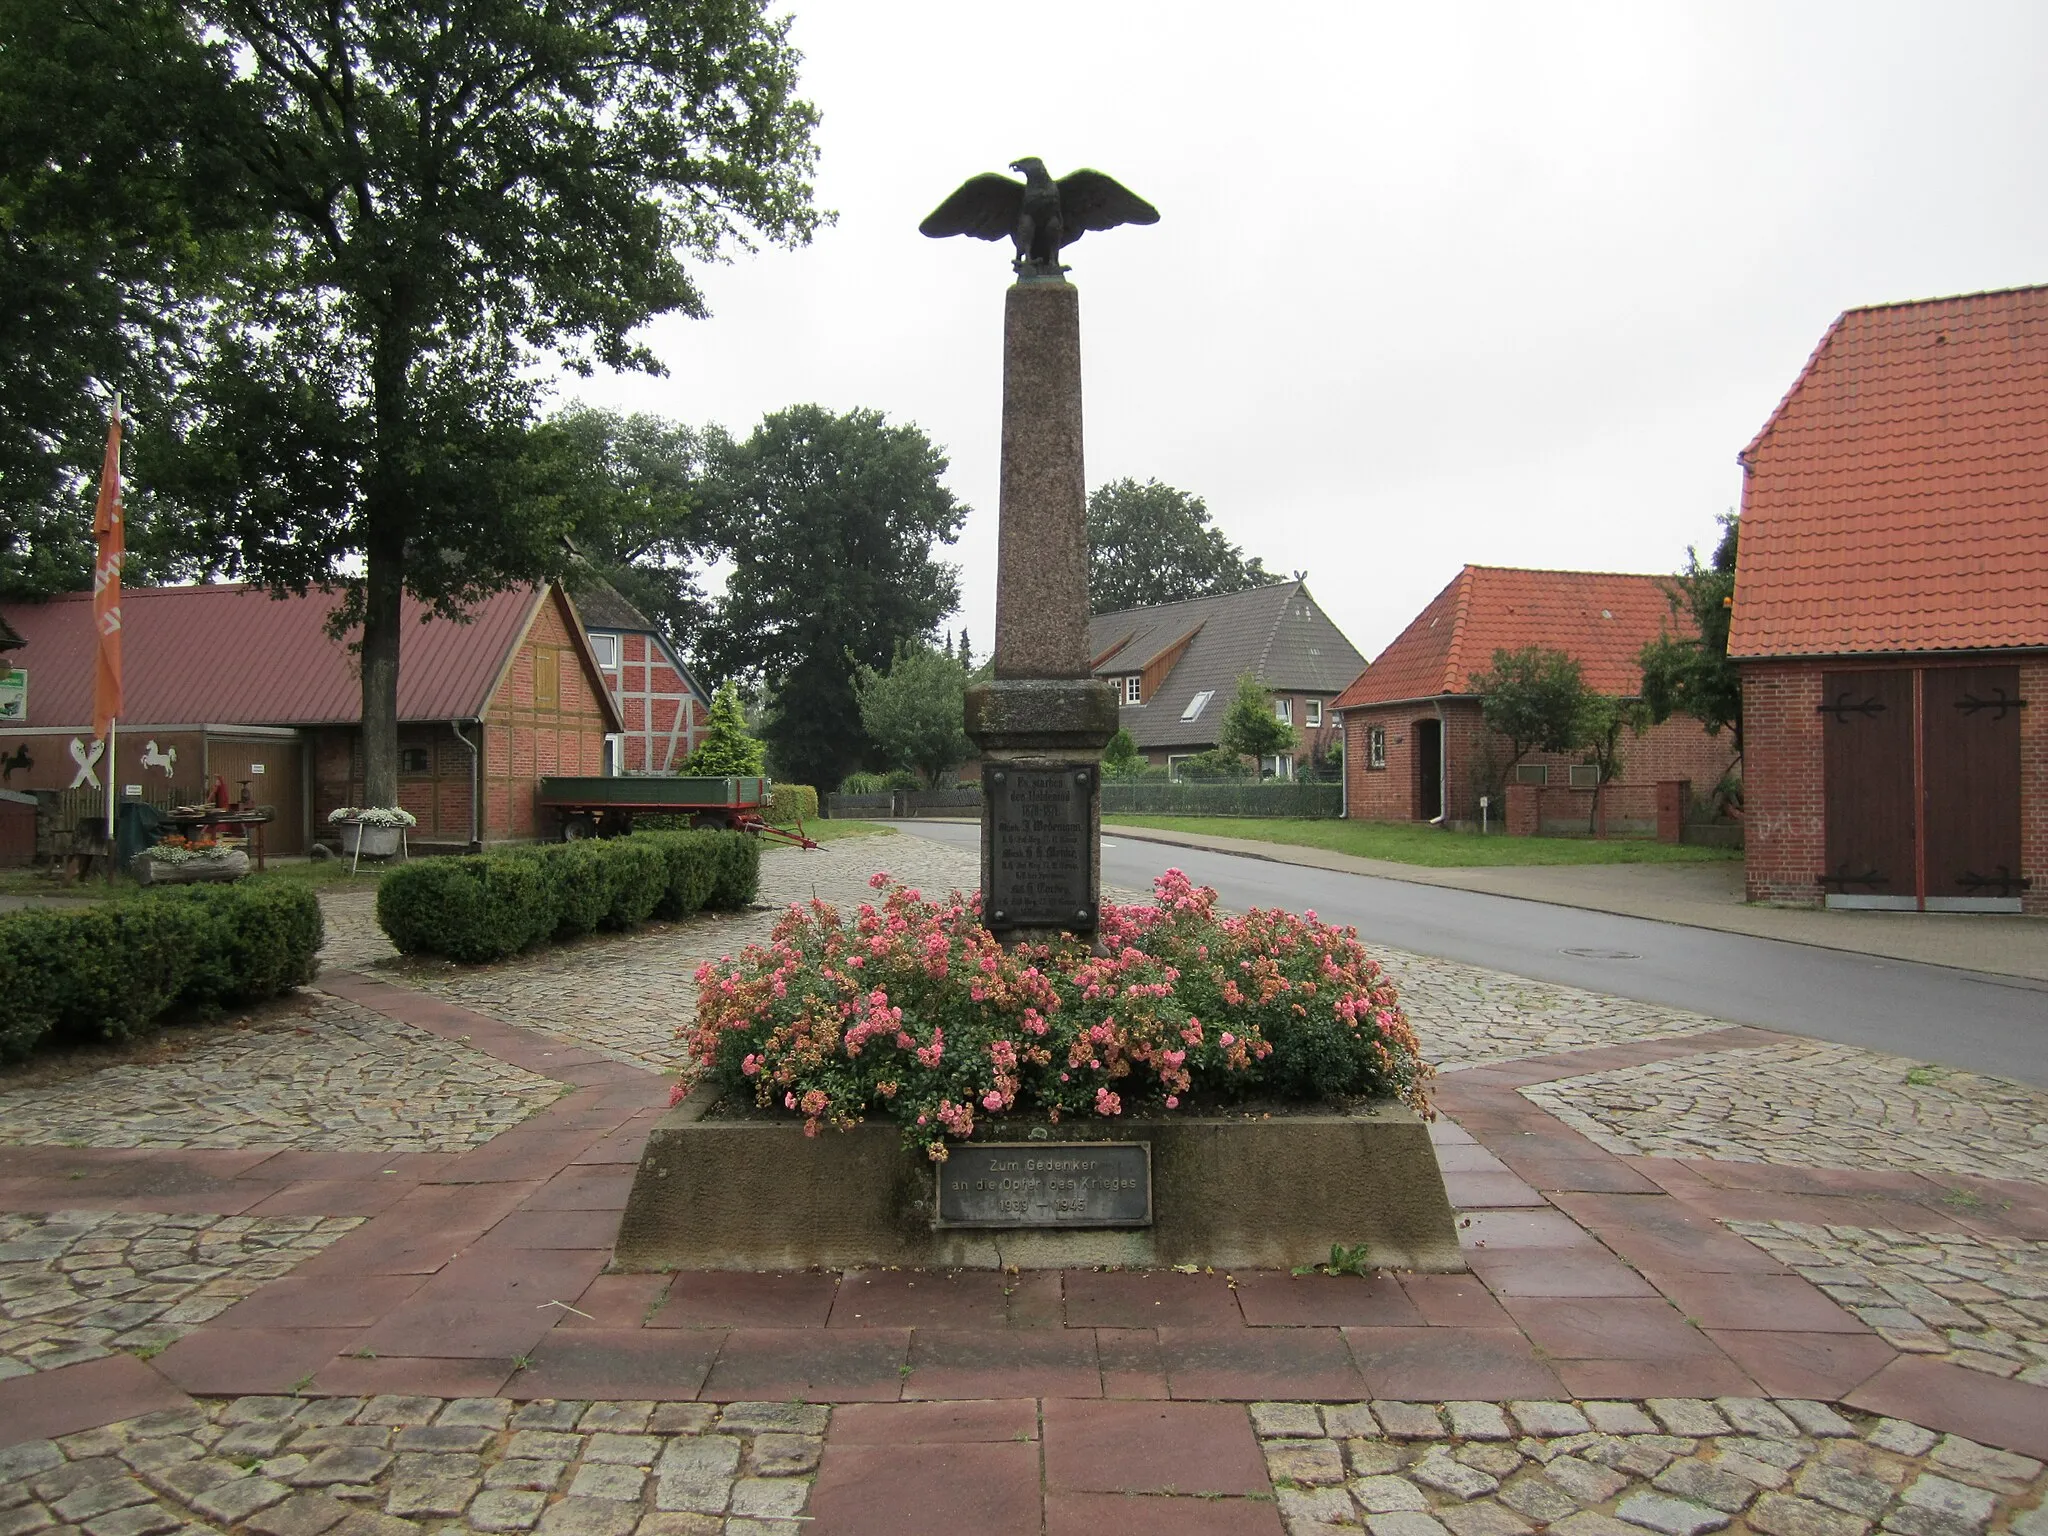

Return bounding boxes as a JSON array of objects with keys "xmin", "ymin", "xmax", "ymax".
[{"xmin": 91, "ymin": 404, "xmax": 123, "ymax": 742}]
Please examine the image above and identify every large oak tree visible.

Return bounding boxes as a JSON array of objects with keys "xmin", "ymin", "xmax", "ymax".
[
  {"xmin": 14, "ymin": 0, "xmax": 822, "ymax": 805},
  {"xmin": 1087, "ymin": 477, "xmax": 1272, "ymax": 615},
  {"xmin": 697, "ymin": 405, "xmax": 964, "ymax": 792}
]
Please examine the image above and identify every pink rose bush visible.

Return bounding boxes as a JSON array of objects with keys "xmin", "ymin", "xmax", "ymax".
[{"xmin": 682, "ymin": 868, "xmax": 1431, "ymax": 1162}]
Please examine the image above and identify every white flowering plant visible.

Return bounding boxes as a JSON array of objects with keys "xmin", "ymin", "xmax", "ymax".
[{"xmin": 328, "ymin": 806, "xmax": 418, "ymax": 827}]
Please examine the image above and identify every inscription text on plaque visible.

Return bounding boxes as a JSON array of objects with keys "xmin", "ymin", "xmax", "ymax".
[
  {"xmin": 987, "ymin": 765, "xmax": 1095, "ymax": 928},
  {"xmin": 934, "ymin": 1142, "xmax": 1152, "ymax": 1228}
]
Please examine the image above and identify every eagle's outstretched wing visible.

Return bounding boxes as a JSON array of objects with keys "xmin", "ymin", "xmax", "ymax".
[
  {"xmin": 919, "ymin": 173, "xmax": 1024, "ymax": 241},
  {"xmin": 1054, "ymin": 170, "xmax": 1160, "ymax": 245}
]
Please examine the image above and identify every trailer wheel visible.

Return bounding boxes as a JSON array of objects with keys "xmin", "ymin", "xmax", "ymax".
[
  {"xmin": 691, "ymin": 810, "xmax": 734, "ymax": 831},
  {"xmin": 560, "ymin": 813, "xmax": 598, "ymax": 842}
]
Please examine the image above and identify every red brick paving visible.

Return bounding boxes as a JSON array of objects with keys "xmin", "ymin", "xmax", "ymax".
[
  {"xmin": 1044, "ymin": 1491, "xmax": 1287, "ymax": 1535},
  {"xmin": 829, "ymin": 1398, "xmax": 1039, "ymax": 1444},
  {"xmin": 1704, "ymin": 1328, "xmax": 1898, "ymax": 1399},
  {"xmin": 1344, "ymin": 1325, "xmax": 1564, "ymax": 1399},
  {"xmin": 1847, "ymin": 1355, "xmax": 2048, "ymax": 1459},
  {"xmin": 1043, "ymin": 1398, "xmax": 1269, "ymax": 1495},
  {"xmin": 807, "ymin": 1441, "xmax": 1043, "ymax": 1536},
  {"xmin": 0, "ymin": 1352, "xmax": 196, "ymax": 1445},
  {"xmin": 2, "ymin": 958, "xmax": 2045, "ymax": 1532}
]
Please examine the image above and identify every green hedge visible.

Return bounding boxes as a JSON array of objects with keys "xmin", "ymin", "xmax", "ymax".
[
  {"xmin": 768, "ymin": 784, "xmax": 818, "ymax": 825},
  {"xmin": 377, "ymin": 829, "xmax": 761, "ymax": 964},
  {"xmin": 0, "ymin": 883, "xmax": 324, "ymax": 1061}
]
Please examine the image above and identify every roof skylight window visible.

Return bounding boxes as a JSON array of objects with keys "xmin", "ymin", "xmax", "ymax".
[{"xmin": 1181, "ymin": 690, "xmax": 1214, "ymax": 722}]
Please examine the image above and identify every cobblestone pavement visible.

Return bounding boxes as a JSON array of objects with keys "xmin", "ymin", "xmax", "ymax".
[
  {"xmin": 0, "ymin": 1394, "xmax": 823, "ymax": 1536},
  {"xmin": 0, "ymin": 995, "xmax": 560, "ymax": 1152},
  {"xmin": 1251, "ymin": 1395, "xmax": 2048, "ymax": 1536},
  {"xmin": 1371, "ymin": 950, "xmax": 1726, "ymax": 1071},
  {"xmin": 1724, "ymin": 1219, "xmax": 2048, "ymax": 1386},
  {"xmin": 0, "ymin": 1214, "xmax": 361, "ymax": 1380},
  {"xmin": 1521, "ymin": 1043, "xmax": 2048, "ymax": 1187}
]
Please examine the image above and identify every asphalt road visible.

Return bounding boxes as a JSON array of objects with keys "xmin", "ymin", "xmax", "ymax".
[{"xmin": 890, "ymin": 820, "xmax": 2048, "ymax": 1088}]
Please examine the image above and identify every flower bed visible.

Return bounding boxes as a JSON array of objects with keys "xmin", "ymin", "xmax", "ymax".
[{"xmin": 685, "ymin": 870, "xmax": 1432, "ymax": 1160}]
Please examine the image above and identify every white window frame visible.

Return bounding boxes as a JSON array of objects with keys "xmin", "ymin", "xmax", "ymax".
[
  {"xmin": 1261, "ymin": 754, "xmax": 1295, "ymax": 781},
  {"xmin": 590, "ymin": 632, "xmax": 619, "ymax": 671},
  {"xmin": 1367, "ymin": 725, "xmax": 1387, "ymax": 770},
  {"xmin": 1166, "ymin": 754, "xmax": 1195, "ymax": 779},
  {"xmin": 1273, "ymin": 697, "xmax": 1292, "ymax": 724},
  {"xmin": 602, "ymin": 733, "xmax": 624, "ymax": 777},
  {"xmin": 1181, "ymin": 689, "xmax": 1214, "ymax": 722},
  {"xmin": 1124, "ymin": 675, "xmax": 1143, "ymax": 704},
  {"xmin": 1305, "ymin": 699, "xmax": 1322, "ymax": 728}
]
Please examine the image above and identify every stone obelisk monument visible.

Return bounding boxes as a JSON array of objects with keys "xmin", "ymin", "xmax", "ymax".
[{"xmin": 919, "ymin": 157, "xmax": 1158, "ymax": 945}]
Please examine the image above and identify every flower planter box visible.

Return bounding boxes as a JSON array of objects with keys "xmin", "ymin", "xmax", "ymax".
[
  {"xmin": 339, "ymin": 821, "xmax": 404, "ymax": 858},
  {"xmin": 134, "ymin": 850, "xmax": 249, "ymax": 885},
  {"xmin": 615, "ymin": 1085, "xmax": 1464, "ymax": 1272}
]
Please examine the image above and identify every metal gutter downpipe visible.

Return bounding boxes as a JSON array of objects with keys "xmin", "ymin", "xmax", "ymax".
[
  {"xmin": 451, "ymin": 720, "xmax": 481, "ymax": 851},
  {"xmin": 1431, "ymin": 698, "xmax": 1449, "ymax": 825}
]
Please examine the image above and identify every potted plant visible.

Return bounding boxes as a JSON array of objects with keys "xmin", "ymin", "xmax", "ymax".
[
  {"xmin": 134, "ymin": 834, "xmax": 249, "ymax": 885},
  {"xmin": 328, "ymin": 805, "xmax": 417, "ymax": 859}
]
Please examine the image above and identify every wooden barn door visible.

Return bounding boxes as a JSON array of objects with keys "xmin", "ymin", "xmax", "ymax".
[
  {"xmin": 1820, "ymin": 670, "xmax": 1916, "ymax": 908},
  {"xmin": 1921, "ymin": 665, "xmax": 2027, "ymax": 911}
]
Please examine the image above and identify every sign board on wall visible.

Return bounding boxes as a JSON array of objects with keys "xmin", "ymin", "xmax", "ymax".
[{"xmin": 0, "ymin": 669, "xmax": 24, "ymax": 722}]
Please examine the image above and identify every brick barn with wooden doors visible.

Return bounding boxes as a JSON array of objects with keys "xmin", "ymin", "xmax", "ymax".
[
  {"xmin": 0, "ymin": 581, "xmax": 621, "ymax": 853},
  {"xmin": 1733, "ymin": 284, "xmax": 2048, "ymax": 913},
  {"xmin": 567, "ymin": 579, "xmax": 711, "ymax": 774},
  {"xmin": 1332, "ymin": 566, "xmax": 1740, "ymax": 832}
]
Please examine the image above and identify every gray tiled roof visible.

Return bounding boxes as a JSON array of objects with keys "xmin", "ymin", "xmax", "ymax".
[
  {"xmin": 1086, "ymin": 581, "xmax": 1368, "ymax": 750},
  {"xmin": 567, "ymin": 577, "xmax": 656, "ymax": 634}
]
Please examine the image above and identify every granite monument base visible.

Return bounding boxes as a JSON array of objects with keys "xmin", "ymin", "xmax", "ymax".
[
  {"xmin": 965, "ymin": 675, "xmax": 1119, "ymax": 947},
  {"xmin": 614, "ymin": 1086, "xmax": 1465, "ymax": 1273}
]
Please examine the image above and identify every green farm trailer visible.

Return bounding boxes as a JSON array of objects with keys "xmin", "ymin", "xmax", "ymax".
[{"xmin": 535, "ymin": 775, "xmax": 816, "ymax": 847}]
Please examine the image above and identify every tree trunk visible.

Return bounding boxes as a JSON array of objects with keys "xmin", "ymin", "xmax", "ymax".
[
  {"xmin": 359, "ymin": 522, "xmax": 404, "ymax": 808},
  {"xmin": 361, "ymin": 312, "xmax": 413, "ymax": 811}
]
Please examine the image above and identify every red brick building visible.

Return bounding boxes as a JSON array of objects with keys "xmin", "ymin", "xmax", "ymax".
[
  {"xmin": 569, "ymin": 581, "xmax": 711, "ymax": 774},
  {"xmin": 0, "ymin": 582, "xmax": 620, "ymax": 851},
  {"xmin": 1733, "ymin": 285, "xmax": 2048, "ymax": 913},
  {"xmin": 1333, "ymin": 566, "xmax": 1739, "ymax": 832}
]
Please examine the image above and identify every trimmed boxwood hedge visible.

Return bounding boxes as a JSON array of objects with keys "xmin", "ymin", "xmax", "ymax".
[
  {"xmin": 0, "ymin": 882, "xmax": 324, "ymax": 1061},
  {"xmin": 377, "ymin": 830, "xmax": 761, "ymax": 964}
]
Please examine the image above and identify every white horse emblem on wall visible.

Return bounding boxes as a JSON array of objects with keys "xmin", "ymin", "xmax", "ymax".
[{"xmin": 141, "ymin": 740, "xmax": 176, "ymax": 777}]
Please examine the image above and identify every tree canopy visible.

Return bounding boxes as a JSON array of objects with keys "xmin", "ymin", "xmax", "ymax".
[
  {"xmin": 679, "ymin": 680, "xmax": 765, "ymax": 778},
  {"xmin": 1087, "ymin": 478, "xmax": 1272, "ymax": 615},
  {"xmin": 7, "ymin": 0, "xmax": 823, "ymax": 805},
  {"xmin": 540, "ymin": 406, "xmax": 710, "ymax": 654},
  {"xmin": 0, "ymin": 1, "xmax": 250, "ymax": 599},
  {"xmin": 1218, "ymin": 672, "xmax": 1298, "ymax": 773},
  {"xmin": 1639, "ymin": 515, "xmax": 1743, "ymax": 754},
  {"xmin": 854, "ymin": 643, "xmax": 972, "ymax": 788},
  {"xmin": 697, "ymin": 405, "xmax": 964, "ymax": 793},
  {"xmin": 1472, "ymin": 646, "xmax": 1590, "ymax": 767}
]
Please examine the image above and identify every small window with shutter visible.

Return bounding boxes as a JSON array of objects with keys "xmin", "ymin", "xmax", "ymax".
[{"xmin": 534, "ymin": 649, "xmax": 559, "ymax": 710}]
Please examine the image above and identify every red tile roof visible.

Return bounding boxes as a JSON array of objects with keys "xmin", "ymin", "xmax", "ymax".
[
  {"xmin": 1731, "ymin": 283, "xmax": 2048, "ymax": 659},
  {"xmin": 1332, "ymin": 566, "xmax": 1690, "ymax": 710},
  {"xmin": 0, "ymin": 582, "xmax": 612, "ymax": 729}
]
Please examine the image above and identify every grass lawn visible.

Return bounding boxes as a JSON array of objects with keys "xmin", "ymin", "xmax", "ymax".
[
  {"xmin": 1104, "ymin": 816, "xmax": 1741, "ymax": 869},
  {"xmin": 774, "ymin": 818, "xmax": 893, "ymax": 845}
]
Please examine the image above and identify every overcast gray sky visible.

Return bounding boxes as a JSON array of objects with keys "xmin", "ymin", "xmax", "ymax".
[{"xmin": 567, "ymin": 1, "xmax": 2048, "ymax": 663}]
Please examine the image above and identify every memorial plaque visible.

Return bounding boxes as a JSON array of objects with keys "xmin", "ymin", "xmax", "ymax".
[
  {"xmin": 987, "ymin": 765, "xmax": 1095, "ymax": 928},
  {"xmin": 935, "ymin": 1142, "xmax": 1152, "ymax": 1228}
]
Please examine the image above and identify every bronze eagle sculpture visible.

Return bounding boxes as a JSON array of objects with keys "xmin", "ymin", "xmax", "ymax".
[{"xmin": 920, "ymin": 158, "xmax": 1159, "ymax": 274}]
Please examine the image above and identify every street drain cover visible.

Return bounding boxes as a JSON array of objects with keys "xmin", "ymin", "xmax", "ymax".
[{"xmin": 1561, "ymin": 947, "xmax": 1641, "ymax": 960}]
